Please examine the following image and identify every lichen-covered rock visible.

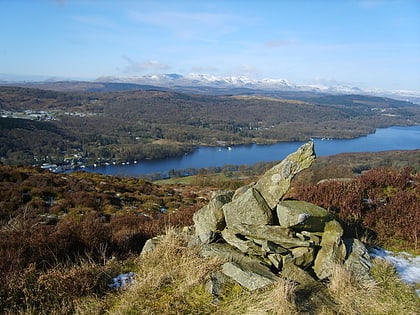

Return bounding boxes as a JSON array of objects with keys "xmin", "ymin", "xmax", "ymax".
[
  {"xmin": 291, "ymin": 247, "xmax": 316, "ymax": 269},
  {"xmin": 343, "ymin": 238, "xmax": 372, "ymax": 280},
  {"xmin": 276, "ymin": 200, "xmax": 334, "ymax": 232},
  {"xmin": 221, "ymin": 261, "xmax": 278, "ymax": 291},
  {"xmin": 253, "ymin": 141, "xmax": 316, "ymax": 209},
  {"xmin": 200, "ymin": 242, "xmax": 248, "ymax": 261},
  {"xmin": 257, "ymin": 239, "xmax": 290, "ymax": 255},
  {"xmin": 226, "ymin": 223, "xmax": 312, "ymax": 249},
  {"xmin": 201, "ymin": 243, "xmax": 279, "ymax": 290},
  {"xmin": 187, "ymin": 142, "xmax": 372, "ymax": 293},
  {"xmin": 222, "ymin": 187, "xmax": 274, "ymax": 228},
  {"xmin": 221, "ymin": 227, "xmax": 266, "ymax": 256},
  {"xmin": 267, "ymin": 254, "xmax": 283, "ymax": 270},
  {"xmin": 205, "ymin": 271, "xmax": 232, "ymax": 297},
  {"xmin": 193, "ymin": 190, "xmax": 233, "ymax": 243},
  {"xmin": 313, "ymin": 220, "xmax": 347, "ymax": 280}
]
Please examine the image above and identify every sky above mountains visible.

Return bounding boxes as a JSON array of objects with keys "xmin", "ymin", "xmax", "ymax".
[{"xmin": 1, "ymin": 0, "xmax": 419, "ymax": 91}]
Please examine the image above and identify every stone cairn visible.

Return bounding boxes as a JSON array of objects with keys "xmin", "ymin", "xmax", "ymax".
[
  {"xmin": 191, "ymin": 141, "xmax": 372, "ymax": 297},
  {"xmin": 143, "ymin": 142, "xmax": 372, "ymax": 301}
]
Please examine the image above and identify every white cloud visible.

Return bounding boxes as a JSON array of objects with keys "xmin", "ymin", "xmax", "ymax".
[{"xmin": 122, "ymin": 57, "xmax": 170, "ymax": 74}]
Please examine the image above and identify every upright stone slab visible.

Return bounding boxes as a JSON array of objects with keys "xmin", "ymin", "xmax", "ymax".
[
  {"xmin": 193, "ymin": 190, "xmax": 233, "ymax": 243},
  {"xmin": 222, "ymin": 187, "xmax": 274, "ymax": 228},
  {"xmin": 313, "ymin": 220, "xmax": 347, "ymax": 280},
  {"xmin": 343, "ymin": 238, "xmax": 372, "ymax": 281},
  {"xmin": 253, "ymin": 141, "xmax": 316, "ymax": 209}
]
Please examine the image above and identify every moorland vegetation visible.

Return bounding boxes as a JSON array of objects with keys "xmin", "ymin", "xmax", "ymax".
[{"xmin": 0, "ymin": 150, "xmax": 418, "ymax": 314}]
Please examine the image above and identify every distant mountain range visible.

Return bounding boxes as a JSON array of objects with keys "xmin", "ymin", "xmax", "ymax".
[
  {"xmin": 94, "ymin": 73, "xmax": 420, "ymax": 104},
  {"xmin": 2, "ymin": 72, "xmax": 420, "ymax": 104}
]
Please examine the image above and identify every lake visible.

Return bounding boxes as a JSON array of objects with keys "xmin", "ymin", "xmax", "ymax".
[{"xmin": 85, "ymin": 126, "xmax": 420, "ymax": 177}]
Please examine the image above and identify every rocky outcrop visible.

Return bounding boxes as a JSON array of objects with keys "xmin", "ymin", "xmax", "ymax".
[
  {"xmin": 191, "ymin": 141, "xmax": 372, "ymax": 291},
  {"xmin": 253, "ymin": 141, "xmax": 316, "ymax": 209}
]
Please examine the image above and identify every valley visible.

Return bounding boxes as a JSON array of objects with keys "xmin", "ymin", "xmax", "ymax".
[{"xmin": 1, "ymin": 84, "xmax": 419, "ymax": 167}]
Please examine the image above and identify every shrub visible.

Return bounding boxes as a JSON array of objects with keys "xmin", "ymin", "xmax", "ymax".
[
  {"xmin": 1, "ymin": 260, "xmax": 124, "ymax": 314},
  {"xmin": 291, "ymin": 167, "xmax": 419, "ymax": 250}
]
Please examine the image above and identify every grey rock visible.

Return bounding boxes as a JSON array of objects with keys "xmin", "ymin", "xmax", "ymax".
[
  {"xmin": 343, "ymin": 238, "xmax": 373, "ymax": 281},
  {"xmin": 140, "ymin": 235, "xmax": 163, "ymax": 255},
  {"xmin": 221, "ymin": 228, "xmax": 266, "ymax": 256},
  {"xmin": 190, "ymin": 142, "xmax": 372, "ymax": 293},
  {"xmin": 201, "ymin": 243, "xmax": 279, "ymax": 290},
  {"xmin": 222, "ymin": 187, "xmax": 274, "ymax": 228},
  {"xmin": 193, "ymin": 190, "xmax": 233, "ymax": 243},
  {"xmin": 222, "ymin": 262, "xmax": 278, "ymax": 291},
  {"xmin": 205, "ymin": 271, "xmax": 232, "ymax": 297},
  {"xmin": 200, "ymin": 243, "xmax": 266, "ymax": 269},
  {"xmin": 291, "ymin": 247, "xmax": 315, "ymax": 269},
  {"xmin": 300, "ymin": 231, "xmax": 322, "ymax": 246},
  {"xmin": 313, "ymin": 220, "xmax": 347, "ymax": 280},
  {"xmin": 227, "ymin": 224, "xmax": 313, "ymax": 249},
  {"xmin": 276, "ymin": 200, "xmax": 334, "ymax": 232},
  {"xmin": 259, "ymin": 239, "xmax": 290, "ymax": 255},
  {"xmin": 267, "ymin": 254, "xmax": 283, "ymax": 270},
  {"xmin": 253, "ymin": 141, "xmax": 316, "ymax": 209}
]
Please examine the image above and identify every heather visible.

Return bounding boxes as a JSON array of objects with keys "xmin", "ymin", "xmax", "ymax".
[{"xmin": 0, "ymin": 151, "xmax": 419, "ymax": 314}]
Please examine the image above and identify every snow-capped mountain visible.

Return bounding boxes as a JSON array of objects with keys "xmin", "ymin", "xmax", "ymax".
[
  {"xmin": 95, "ymin": 73, "xmax": 296, "ymax": 90},
  {"xmin": 95, "ymin": 73, "xmax": 420, "ymax": 104}
]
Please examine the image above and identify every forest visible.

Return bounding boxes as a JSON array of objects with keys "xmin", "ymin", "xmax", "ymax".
[{"xmin": 1, "ymin": 85, "xmax": 419, "ymax": 165}]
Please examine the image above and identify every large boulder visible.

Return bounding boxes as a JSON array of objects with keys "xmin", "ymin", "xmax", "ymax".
[
  {"xmin": 222, "ymin": 187, "xmax": 274, "ymax": 228},
  {"xmin": 193, "ymin": 190, "xmax": 233, "ymax": 243},
  {"xmin": 253, "ymin": 141, "xmax": 316, "ymax": 209},
  {"xmin": 276, "ymin": 200, "xmax": 334, "ymax": 232}
]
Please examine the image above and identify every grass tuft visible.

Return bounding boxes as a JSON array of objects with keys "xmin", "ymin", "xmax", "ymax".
[{"xmin": 327, "ymin": 260, "xmax": 419, "ymax": 315}]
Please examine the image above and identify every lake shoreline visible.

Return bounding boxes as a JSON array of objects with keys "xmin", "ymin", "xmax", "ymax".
[{"xmin": 77, "ymin": 126, "xmax": 420, "ymax": 178}]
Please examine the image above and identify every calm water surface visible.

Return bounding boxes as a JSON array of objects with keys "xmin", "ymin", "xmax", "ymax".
[{"xmin": 85, "ymin": 126, "xmax": 420, "ymax": 177}]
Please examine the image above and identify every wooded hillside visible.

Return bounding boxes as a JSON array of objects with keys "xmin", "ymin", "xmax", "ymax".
[{"xmin": 1, "ymin": 86, "xmax": 419, "ymax": 165}]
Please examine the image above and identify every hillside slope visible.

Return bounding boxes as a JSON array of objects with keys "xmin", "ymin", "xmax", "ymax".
[{"xmin": 1, "ymin": 86, "xmax": 419, "ymax": 165}]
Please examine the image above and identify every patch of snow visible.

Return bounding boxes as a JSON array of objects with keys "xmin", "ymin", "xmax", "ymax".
[
  {"xmin": 108, "ymin": 272, "xmax": 135, "ymax": 289},
  {"xmin": 369, "ymin": 247, "xmax": 420, "ymax": 296}
]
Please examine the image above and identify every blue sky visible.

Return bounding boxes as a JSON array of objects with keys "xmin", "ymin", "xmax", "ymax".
[{"xmin": 1, "ymin": 0, "xmax": 419, "ymax": 90}]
